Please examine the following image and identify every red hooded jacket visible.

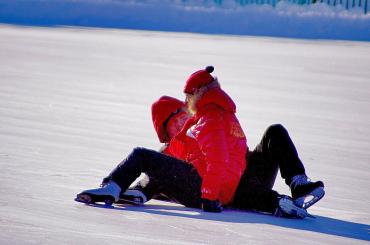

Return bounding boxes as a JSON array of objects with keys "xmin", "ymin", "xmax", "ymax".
[{"xmin": 166, "ymin": 86, "xmax": 248, "ymax": 205}]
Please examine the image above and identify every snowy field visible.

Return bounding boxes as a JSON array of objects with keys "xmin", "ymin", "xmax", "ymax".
[{"xmin": 0, "ymin": 24, "xmax": 369, "ymax": 244}]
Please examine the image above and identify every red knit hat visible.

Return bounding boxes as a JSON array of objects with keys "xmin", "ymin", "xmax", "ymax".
[
  {"xmin": 151, "ymin": 96, "xmax": 185, "ymax": 143},
  {"xmin": 183, "ymin": 66, "xmax": 215, "ymax": 94}
]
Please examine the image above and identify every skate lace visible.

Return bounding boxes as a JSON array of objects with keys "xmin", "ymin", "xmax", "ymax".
[{"xmin": 290, "ymin": 175, "xmax": 311, "ymax": 189}]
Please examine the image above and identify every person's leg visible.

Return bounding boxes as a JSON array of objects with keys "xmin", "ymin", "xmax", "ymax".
[
  {"xmin": 252, "ymin": 124, "xmax": 324, "ymax": 208},
  {"xmin": 232, "ymin": 172, "xmax": 280, "ymax": 214},
  {"xmin": 105, "ymin": 147, "xmax": 203, "ymax": 208},
  {"xmin": 253, "ymin": 124, "xmax": 305, "ymax": 186},
  {"xmin": 232, "ymin": 162, "xmax": 312, "ymax": 218},
  {"xmin": 246, "ymin": 150, "xmax": 278, "ymax": 190}
]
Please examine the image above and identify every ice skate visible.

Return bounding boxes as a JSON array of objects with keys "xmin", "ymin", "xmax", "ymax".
[
  {"xmin": 117, "ymin": 189, "xmax": 147, "ymax": 206},
  {"xmin": 274, "ymin": 195, "xmax": 314, "ymax": 219},
  {"xmin": 290, "ymin": 174, "xmax": 325, "ymax": 209},
  {"xmin": 75, "ymin": 180, "xmax": 121, "ymax": 206}
]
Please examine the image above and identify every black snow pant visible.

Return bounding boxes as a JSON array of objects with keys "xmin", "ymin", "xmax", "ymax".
[
  {"xmin": 103, "ymin": 147, "xmax": 203, "ymax": 208},
  {"xmin": 232, "ymin": 124, "xmax": 306, "ymax": 214}
]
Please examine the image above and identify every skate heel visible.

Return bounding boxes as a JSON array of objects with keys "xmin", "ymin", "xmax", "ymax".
[{"xmin": 103, "ymin": 197, "xmax": 115, "ymax": 206}]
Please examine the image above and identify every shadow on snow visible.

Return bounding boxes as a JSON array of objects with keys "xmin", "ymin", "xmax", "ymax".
[{"xmin": 86, "ymin": 202, "xmax": 370, "ymax": 242}]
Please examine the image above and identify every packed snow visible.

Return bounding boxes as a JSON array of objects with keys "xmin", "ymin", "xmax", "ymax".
[
  {"xmin": 0, "ymin": 24, "xmax": 369, "ymax": 244},
  {"xmin": 0, "ymin": 0, "xmax": 369, "ymax": 41}
]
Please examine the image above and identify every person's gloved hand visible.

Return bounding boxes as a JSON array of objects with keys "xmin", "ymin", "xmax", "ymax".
[{"xmin": 201, "ymin": 199, "xmax": 222, "ymax": 213}]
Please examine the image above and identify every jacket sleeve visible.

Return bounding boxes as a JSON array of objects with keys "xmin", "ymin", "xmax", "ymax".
[
  {"xmin": 164, "ymin": 137, "xmax": 186, "ymax": 160},
  {"xmin": 194, "ymin": 109, "xmax": 230, "ymax": 201}
]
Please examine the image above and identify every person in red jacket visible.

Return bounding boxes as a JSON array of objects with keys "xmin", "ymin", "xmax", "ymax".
[
  {"xmin": 75, "ymin": 66, "xmax": 247, "ymax": 212},
  {"xmin": 172, "ymin": 65, "xmax": 247, "ymax": 210}
]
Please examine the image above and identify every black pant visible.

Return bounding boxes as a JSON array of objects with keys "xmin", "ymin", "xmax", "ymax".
[
  {"xmin": 104, "ymin": 147, "xmax": 203, "ymax": 208},
  {"xmin": 232, "ymin": 124, "xmax": 306, "ymax": 213}
]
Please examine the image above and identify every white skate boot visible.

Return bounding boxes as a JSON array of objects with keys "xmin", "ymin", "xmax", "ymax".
[{"xmin": 75, "ymin": 180, "xmax": 121, "ymax": 206}]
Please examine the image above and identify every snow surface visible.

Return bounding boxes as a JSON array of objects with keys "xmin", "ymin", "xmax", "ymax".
[
  {"xmin": 0, "ymin": 24, "xmax": 369, "ymax": 244},
  {"xmin": 0, "ymin": 0, "xmax": 370, "ymax": 41}
]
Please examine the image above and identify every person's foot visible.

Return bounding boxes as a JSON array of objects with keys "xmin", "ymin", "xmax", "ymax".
[
  {"xmin": 290, "ymin": 175, "xmax": 325, "ymax": 209},
  {"xmin": 274, "ymin": 195, "xmax": 312, "ymax": 219},
  {"xmin": 75, "ymin": 180, "xmax": 121, "ymax": 205}
]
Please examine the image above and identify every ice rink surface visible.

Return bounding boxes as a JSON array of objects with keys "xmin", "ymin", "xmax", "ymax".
[{"xmin": 0, "ymin": 25, "xmax": 369, "ymax": 244}]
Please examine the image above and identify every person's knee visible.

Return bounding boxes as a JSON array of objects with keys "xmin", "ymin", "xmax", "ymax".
[
  {"xmin": 266, "ymin": 124, "xmax": 288, "ymax": 136},
  {"xmin": 132, "ymin": 147, "xmax": 147, "ymax": 156},
  {"xmin": 127, "ymin": 147, "xmax": 151, "ymax": 164},
  {"xmin": 130, "ymin": 147, "xmax": 160, "ymax": 170}
]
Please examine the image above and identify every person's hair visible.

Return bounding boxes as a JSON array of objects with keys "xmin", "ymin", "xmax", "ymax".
[{"xmin": 186, "ymin": 78, "xmax": 220, "ymax": 115}]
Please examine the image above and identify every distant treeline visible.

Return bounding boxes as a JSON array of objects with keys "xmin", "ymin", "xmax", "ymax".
[{"xmin": 181, "ymin": 0, "xmax": 368, "ymax": 14}]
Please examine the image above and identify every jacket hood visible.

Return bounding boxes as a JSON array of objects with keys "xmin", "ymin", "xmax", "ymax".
[
  {"xmin": 152, "ymin": 96, "xmax": 185, "ymax": 143},
  {"xmin": 195, "ymin": 86, "xmax": 236, "ymax": 115},
  {"xmin": 175, "ymin": 85, "xmax": 236, "ymax": 141}
]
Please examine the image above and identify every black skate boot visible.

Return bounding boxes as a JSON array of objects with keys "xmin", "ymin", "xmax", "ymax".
[
  {"xmin": 290, "ymin": 175, "xmax": 325, "ymax": 209},
  {"xmin": 75, "ymin": 180, "xmax": 121, "ymax": 206},
  {"xmin": 274, "ymin": 195, "xmax": 314, "ymax": 219},
  {"xmin": 117, "ymin": 189, "xmax": 148, "ymax": 206}
]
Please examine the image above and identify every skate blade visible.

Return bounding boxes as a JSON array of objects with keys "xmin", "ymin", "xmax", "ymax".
[
  {"xmin": 116, "ymin": 195, "xmax": 144, "ymax": 206},
  {"xmin": 295, "ymin": 187, "xmax": 325, "ymax": 209},
  {"xmin": 116, "ymin": 197, "xmax": 144, "ymax": 206},
  {"xmin": 75, "ymin": 193, "xmax": 115, "ymax": 206}
]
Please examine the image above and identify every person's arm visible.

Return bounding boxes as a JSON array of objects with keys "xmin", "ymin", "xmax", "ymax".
[
  {"xmin": 162, "ymin": 138, "xmax": 186, "ymax": 160},
  {"xmin": 194, "ymin": 109, "xmax": 230, "ymax": 205}
]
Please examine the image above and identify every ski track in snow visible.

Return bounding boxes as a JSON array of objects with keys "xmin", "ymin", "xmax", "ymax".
[{"xmin": 0, "ymin": 25, "xmax": 369, "ymax": 244}]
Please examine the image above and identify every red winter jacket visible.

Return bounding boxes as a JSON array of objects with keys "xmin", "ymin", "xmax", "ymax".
[{"xmin": 166, "ymin": 87, "xmax": 248, "ymax": 205}]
